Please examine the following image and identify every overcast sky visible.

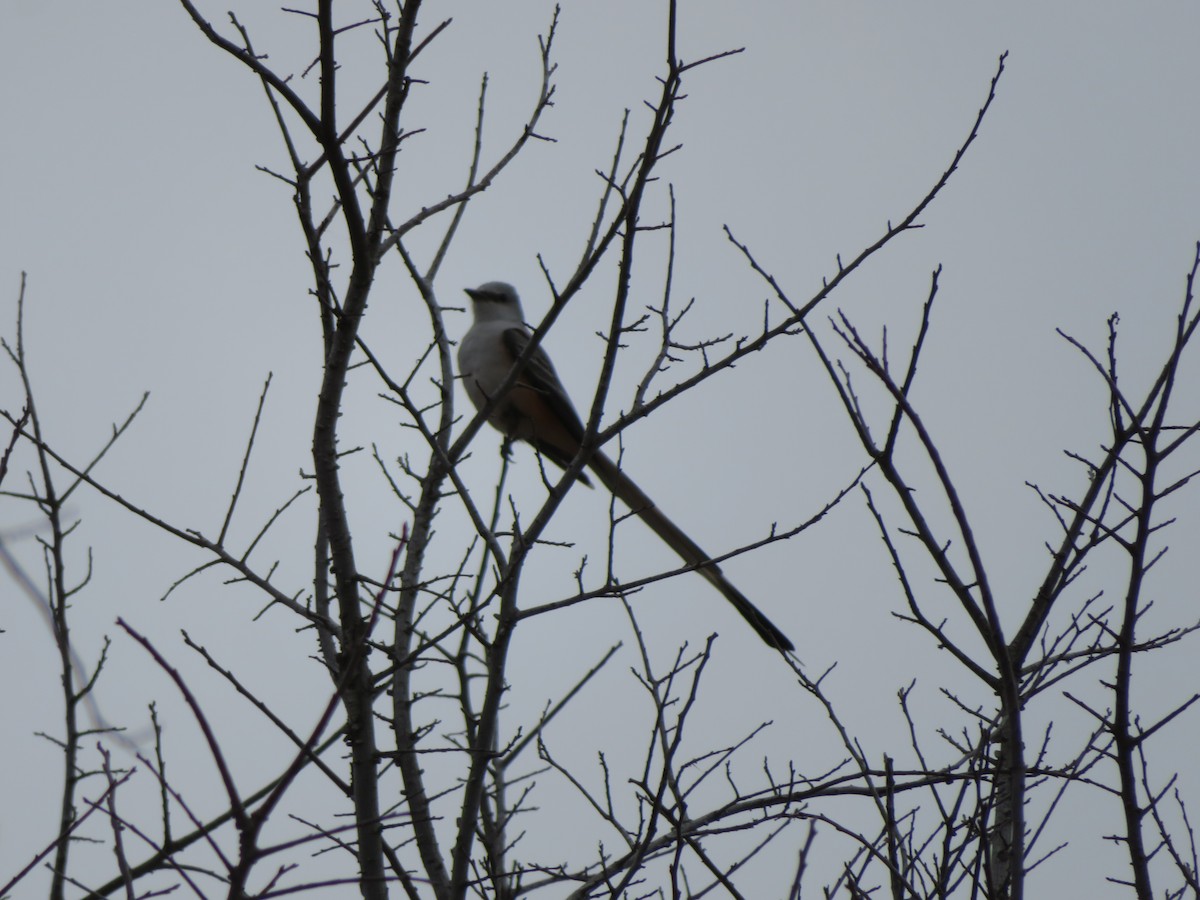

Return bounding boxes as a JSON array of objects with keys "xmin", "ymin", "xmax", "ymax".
[{"xmin": 3, "ymin": 2, "xmax": 1199, "ymax": 896}]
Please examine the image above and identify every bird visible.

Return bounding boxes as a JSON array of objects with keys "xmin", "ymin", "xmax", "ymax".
[{"xmin": 457, "ymin": 281, "xmax": 793, "ymax": 653}]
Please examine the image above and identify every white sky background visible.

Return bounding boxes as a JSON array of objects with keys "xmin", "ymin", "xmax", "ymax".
[{"xmin": 2, "ymin": 1, "xmax": 1199, "ymax": 897}]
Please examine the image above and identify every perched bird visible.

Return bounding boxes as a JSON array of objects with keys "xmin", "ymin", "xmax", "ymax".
[{"xmin": 458, "ymin": 281, "xmax": 793, "ymax": 652}]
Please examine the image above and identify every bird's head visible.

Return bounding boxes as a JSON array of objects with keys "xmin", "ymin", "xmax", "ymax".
[{"xmin": 465, "ymin": 282, "xmax": 524, "ymax": 323}]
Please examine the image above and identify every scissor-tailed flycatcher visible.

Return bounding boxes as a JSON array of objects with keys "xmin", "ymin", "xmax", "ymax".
[{"xmin": 458, "ymin": 282, "xmax": 793, "ymax": 653}]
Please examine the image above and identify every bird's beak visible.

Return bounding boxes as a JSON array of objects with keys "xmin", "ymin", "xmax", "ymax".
[{"xmin": 464, "ymin": 288, "xmax": 481, "ymax": 302}]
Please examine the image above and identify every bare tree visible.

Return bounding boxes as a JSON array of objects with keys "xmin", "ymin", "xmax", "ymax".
[{"xmin": 2, "ymin": 3, "xmax": 1198, "ymax": 899}]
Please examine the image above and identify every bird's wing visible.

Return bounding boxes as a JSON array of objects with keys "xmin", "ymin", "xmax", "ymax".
[
  {"xmin": 501, "ymin": 327, "xmax": 591, "ymax": 477},
  {"xmin": 503, "ymin": 327, "xmax": 587, "ymax": 438}
]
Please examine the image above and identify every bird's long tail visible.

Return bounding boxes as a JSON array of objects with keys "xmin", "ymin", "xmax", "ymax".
[{"xmin": 588, "ymin": 452, "xmax": 793, "ymax": 653}]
